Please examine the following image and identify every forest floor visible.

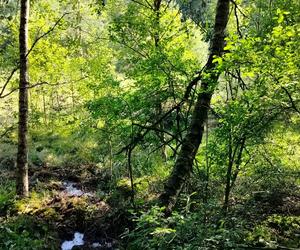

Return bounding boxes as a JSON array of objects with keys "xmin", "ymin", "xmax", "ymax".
[
  {"xmin": 0, "ymin": 164, "xmax": 299, "ymax": 249},
  {"xmin": 0, "ymin": 164, "xmax": 134, "ymax": 249}
]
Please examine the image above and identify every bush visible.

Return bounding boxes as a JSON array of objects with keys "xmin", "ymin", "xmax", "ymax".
[
  {"xmin": 0, "ymin": 180, "xmax": 15, "ymax": 217},
  {"xmin": 124, "ymin": 206, "xmax": 248, "ymax": 250},
  {"xmin": 247, "ymin": 215, "xmax": 300, "ymax": 248},
  {"xmin": 0, "ymin": 143, "xmax": 16, "ymax": 170},
  {"xmin": 0, "ymin": 215, "xmax": 59, "ymax": 250}
]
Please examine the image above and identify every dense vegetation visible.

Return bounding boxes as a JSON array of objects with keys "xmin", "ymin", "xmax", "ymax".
[{"xmin": 0, "ymin": 0, "xmax": 299, "ymax": 249}]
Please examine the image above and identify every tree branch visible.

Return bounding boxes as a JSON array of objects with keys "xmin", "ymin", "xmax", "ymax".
[
  {"xmin": 0, "ymin": 67, "xmax": 19, "ymax": 98},
  {"xmin": 233, "ymin": 1, "xmax": 243, "ymax": 38},
  {"xmin": 281, "ymin": 86, "xmax": 300, "ymax": 114},
  {"xmin": 131, "ymin": 0, "xmax": 153, "ymax": 10},
  {"xmin": 230, "ymin": 0, "xmax": 248, "ymax": 18},
  {"xmin": 132, "ymin": 122, "xmax": 183, "ymax": 143},
  {"xmin": 116, "ymin": 70, "xmax": 204, "ymax": 155},
  {"xmin": 0, "ymin": 12, "xmax": 69, "ymax": 98},
  {"xmin": 0, "ymin": 76, "xmax": 88, "ymax": 99},
  {"xmin": 26, "ymin": 12, "xmax": 70, "ymax": 58},
  {"xmin": 0, "ymin": 125, "xmax": 15, "ymax": 139}
]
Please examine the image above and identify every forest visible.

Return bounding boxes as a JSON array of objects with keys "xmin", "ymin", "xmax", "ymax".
[{"xmin": 0, "ymin": 0, "xmax": 299, "ymax": 249}]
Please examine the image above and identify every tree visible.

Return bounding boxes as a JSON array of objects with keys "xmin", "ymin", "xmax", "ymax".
[
  {"xmin": 89, "ymin": 0, "xmax": 203, "ymax": 173},
  {"xmin": 160, "ymin": 0, "xmax": 230, "ymax": 211},
  {"xmin": 16, "ymin": 0, "xmax": 30, "ymax": 197}
]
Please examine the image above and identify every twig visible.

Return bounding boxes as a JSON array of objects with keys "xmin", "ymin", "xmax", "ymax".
[
  {"xmin": 281, "ymin": 86, "xmax": 300, "ymax": 114},
  {"xmin": 233, "ymin": 1, "xmax": 243, "ymax": 38},
  {"xmin": 116, "ymin": 71, "xmax": 203, "ymax": 155},
  {"xmin": 0, "ymin": 12, "xmax": 70, "ymax": 98},
  {"xmin": 131, "ymin": 0, "xmax": 153, "ymax": 10},
  {"xmin": 26, "ymin": 12, "xmax": 70, "ymax": 58},
  {"xmin": 0, "ymin": 125, "xmax": 15, "ymax": 138},
  {"xmin": 0, "ymin": 67, "xmax": 18, "ymax": 98},
  {"xmin": 230, "ymin": 0, "xmax": 248, "ymax": 18},
  {"xmin": 132, "ymin": 122, "xmax": 182, "ymax": 143},
  {"xmin": 0, "ymin": 76, "xmax": 88, "ymax": 99}
]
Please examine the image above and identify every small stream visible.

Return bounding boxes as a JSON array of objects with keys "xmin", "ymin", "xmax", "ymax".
[
  {"xmin": 60, "ymin": 181, "xmax": 113, "ymax": 249},
  {"xmin": 61, "ymin": 232, "xmax": 84, "ymax": 250},
  {"xmin": 63, "ymin": 181, "xmax": 93, "ymax": 197}
]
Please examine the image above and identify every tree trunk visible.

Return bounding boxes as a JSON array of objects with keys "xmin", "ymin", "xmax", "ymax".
[
  {"xmin": 223, "ymin": 136, "xmax": 246, "ymax": 212},
  {"xmin": 16, "ymin": 0, "xmax": 30, "ymax": 197},
  {"xmin": 224, "ymin": 131, "xmax": 234, "ymax": 212},
  {"xmin": 160, "ymin": 0, "xmax": 230, "ymax": 211},
  {"xmin": 153, "ymin": 0, "xmax": 167, "ymax": 162}
]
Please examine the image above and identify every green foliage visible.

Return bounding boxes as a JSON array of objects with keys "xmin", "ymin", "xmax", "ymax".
[
  {"xmin": 0, "ymin": 0, "xmax": 300, "ymax": 249},
  {"xmin": 0, "ymin": 180, "xmax": 15, "ymax": 217},
  {"xmin": 0, "ymin": 215, "xmax": 58, "ymax": 250},
  {"xmin": 124, "ymin": 206, "xmax": 179, "ymax": 249},
  {"xmin": 124, "ymin": 205, "xmax": 250, "ymax": 249},
  {"xmin": 0, "ymin": 143, "xmax": 16, "ymax": 170},
  {"xmin": 247, "ymin": 215, "xmax": 300, "ymax": 248},
  {"xmin": 125, "ymin": 204, "xmax": 300, "ymax": 249}
]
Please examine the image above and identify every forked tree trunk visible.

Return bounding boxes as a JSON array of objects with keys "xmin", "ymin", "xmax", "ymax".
[
  {"xmin": 160, "ymin": 0, "xmax": 230, "ymax": 211},
  {"xmin": 16, "ymin": 0, "xmax": 30, "ymax": 197}
]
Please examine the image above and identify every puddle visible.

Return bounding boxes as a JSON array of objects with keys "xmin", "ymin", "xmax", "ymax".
[
  {"xmin": 91, "ymin": 240, "xmax": 113, "ymax": 249},
  {"xmin": 61, "ymin": 232, "xmax": 114, "ymax": 250},
  {"xmin": 63, "ymin": 181, "xmax": 93, "ymax": 197},
  {"xmin": 61, "ymin": 232, "xmax": 84, "ymax": 250},
  {"xmin": 92, "ymin": 242, "xmax": 101, "ymax": 248},
  {"xmin": 63, "ymin": 181, "xmax": 84, "ymax": 196}
]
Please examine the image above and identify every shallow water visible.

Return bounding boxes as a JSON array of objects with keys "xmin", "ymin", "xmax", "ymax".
[
  {"xmin": 63, "ymin": 181, "xmax": 93, "ymax": 197},
  {"xmin": 61, "ymin": 182, "xmax": 111, "ymax": 249},
  {"xmin": 61, "ymin": 232, "xmax": 84, "ymax": 250},
  {"xmin": 63, "ymin": 181, "xmax": 84, "ymax": 196},
  {"xmin": 92, "ymin": 242, "xmax": 102, "ymax": 248}
]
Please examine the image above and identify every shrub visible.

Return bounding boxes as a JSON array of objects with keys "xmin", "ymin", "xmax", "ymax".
[{"xmin": 0, "ymin": 215, "xmax": 59, "ymax": 250}]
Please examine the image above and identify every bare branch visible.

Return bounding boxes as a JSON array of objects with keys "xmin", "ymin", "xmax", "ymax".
[
  {"xmin": 230, "ymin": 0, "xmax": 248, "ymax": 18},
  {"xmin": 281, "ymin": 86, "xmax": 300, "ymax": 114},
  {"xmin": 233, "ymin": 2, "xmax": 243, "ymax": 38},
  {"xmin": 116, "ymin": 69, "xmax": 204, "ymax": 155},
  {"xmin": 26, "ymin": 12, "xmax": 70, "ymax": 58},
  {"xmin": 269, "ymin": 73, "xmax": 300, "ymax": 114},
  {"xmin": 0, "ymin": 76, "xmax": 88, "ymax": 99},
  {"xmin": 131, "ymin": 0, "xmax": 153, "ymax": 10},
  {"xmin": 132, "ymin": 122, "xmax": 183, "ymax": 143},
  {"xmin": 0, "ymin": 125, "xmax": 15, "ymax": 139},
  {"xmin": 0, "ymin": 67, "xmax": 19, "ymax": 98},
  {"xmin": 148, "ymin": 137, "xmax": 180, "ymax": 156},
  {"xmin": 0, "ymin": 13, "xmax": 69, "ymax": 98}
]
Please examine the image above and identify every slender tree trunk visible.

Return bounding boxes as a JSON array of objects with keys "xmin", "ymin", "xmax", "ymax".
[
  {"xmin": 153, "ymin": 0, "xmax": 167, "ymax": 162},
  {"xmin": 204, "ymin": 119, "xmax": 210, "ymax": 203},
  {"xmin": 160, "ymin": 0, "xmax": 230, "ymax": 211},
  {"xmin": 42, "ymin": 88, "xmax": 47, "ymax": 125},
  {"xmin": 224, "ymin": 131, "xmax": 234, "ymax": 212},
  {"xmin": 16, "ymin": 0, "xmax": 30, "ymax": 197},
  {"xmin": 223, "ymin": 136, "xmax": 246, "ymax": 212},
  {"xmin": 157, "ymin": 103, "xmax": 167, "ymax": 161},
  {"xmin": 108, "ymin": 136, "xmax": 113, "ymax": 178}
]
